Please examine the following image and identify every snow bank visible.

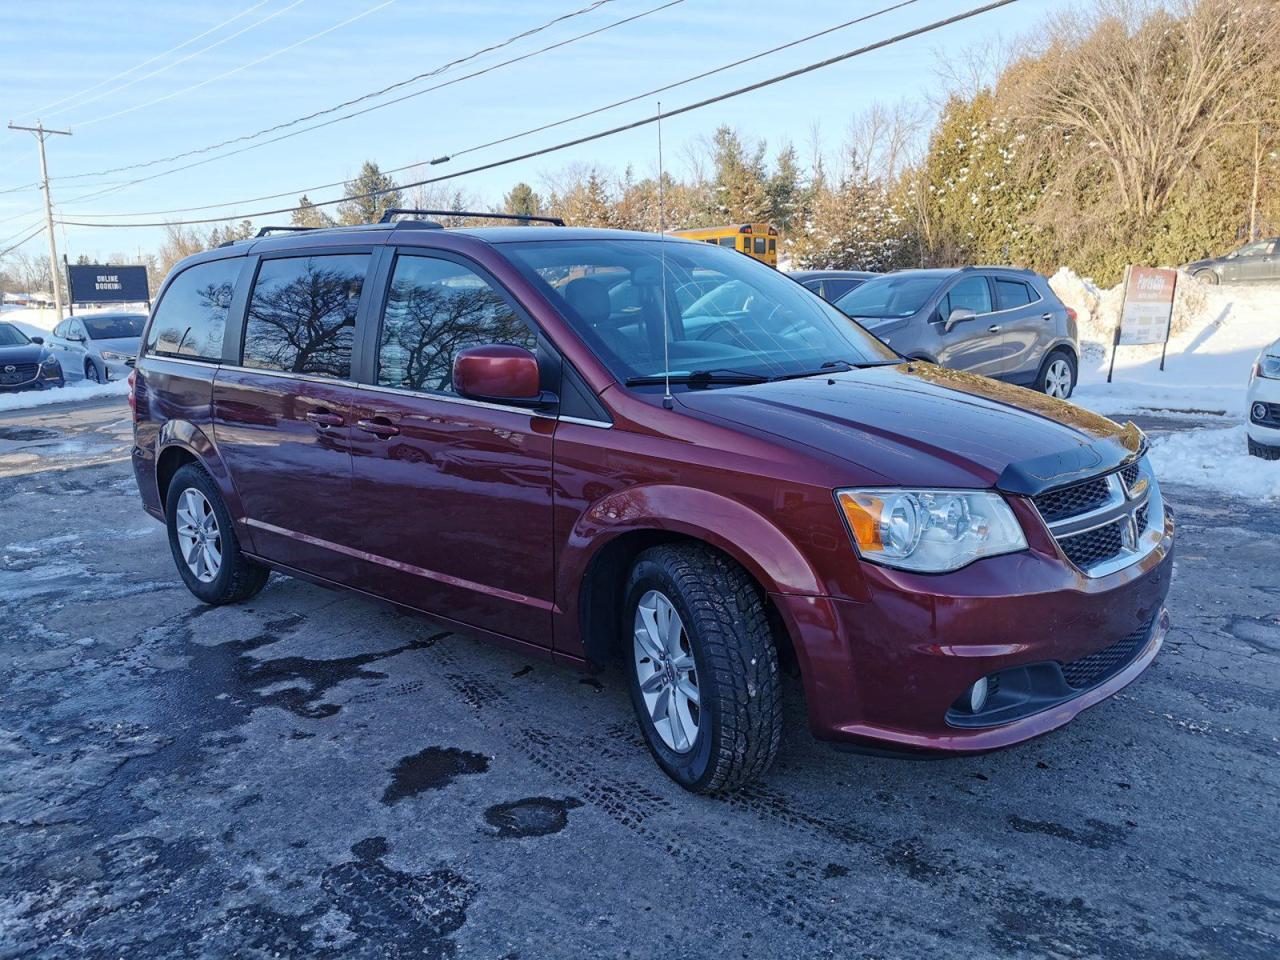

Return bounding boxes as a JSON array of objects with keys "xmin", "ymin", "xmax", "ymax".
[
  {"xmin": 0, "ymin": 381, "xmax": 128, "ymax": 414},
  {"xmin": 1149, "ymin": 425, "xmax": 1280, "ymax": 500},
  {"xmin": 1050, "ymin": 269, "xmax": 1279, "ymax": 418}
]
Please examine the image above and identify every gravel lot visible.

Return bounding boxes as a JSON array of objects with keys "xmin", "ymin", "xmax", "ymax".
[{"xmin": 2, "ymin": 396, "xmax": 1277, "ymax": 959}]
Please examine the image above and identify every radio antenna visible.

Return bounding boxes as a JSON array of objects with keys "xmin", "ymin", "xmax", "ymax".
[{"xmin": 657, "ymin": 100, "xmax": 673, "ymax": 410}]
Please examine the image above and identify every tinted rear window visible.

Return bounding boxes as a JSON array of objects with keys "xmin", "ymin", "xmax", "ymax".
[
  {"xmin": 145, "ymin": 259, "xmax": 241, "ymax": 361},
  {"xmin": 242, "ymin": 254, "xmax": 368, "ymax": 379},
  {"xmin": 995, "ymin": 278, "xmax": 1035, "ymax": 309}
]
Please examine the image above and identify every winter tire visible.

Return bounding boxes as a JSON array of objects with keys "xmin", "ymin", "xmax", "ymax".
[
  {"xmin": 624, "ymin": 543, "xmax": 782, "ymax": 793},
  {"xmin": 1248, "ymin": 436, "xmax": 1280, "ymax": 460},
  {"xmin": 84, "ymin": 360, "xmax": 102, "ymax": 384},
  {"xmin": 1036, "ymin": 348, "xmax": 1077, "ymax": 399}
]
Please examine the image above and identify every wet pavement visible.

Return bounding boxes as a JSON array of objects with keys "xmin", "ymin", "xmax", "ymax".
[{"xmin": 1, "ymin": 396, "xmax": 1277, "ymax": 959}]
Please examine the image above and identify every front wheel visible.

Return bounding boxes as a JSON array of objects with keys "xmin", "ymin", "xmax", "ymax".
[
  {"xmin": 84, "ymin": 360, "xmax": 102, "ymax": 384},
  {"xmin": 1194, "ymin": 269, "xmax": 1219, "ymax": 285},
  {"xmin": 1036, "ymin": 349, "xmax": 1077, "ymax": 399},
  {"xmin": 165, "ymin": 463, "xmax": 269, "ymax": 604},
  {"xmin": 624, "ymin": 543, "xmax": 782, "ymax": 793},
  {"xmin": 1248, "ymin": 436, "xmax": 1280, "ymax": 460}
]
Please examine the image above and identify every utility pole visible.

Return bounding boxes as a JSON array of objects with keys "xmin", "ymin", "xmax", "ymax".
[{"xmin": 8, "ymin": 120, "xmax": 72, "ymax": 321}]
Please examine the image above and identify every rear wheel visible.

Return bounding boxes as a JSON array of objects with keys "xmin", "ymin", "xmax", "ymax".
[
  {"xmin": 624, "ymin": 543, "xmax": 782, "ymax": 793},
  {"xmin": 1248, "ymin": 436, "xmax": 1280, "ymax": 460},
  {"xmin": 165, "ymin": 463, "xmax": 268, "ymax": 604},
  {"xmin": 1194, "ymin": 269, "xmax": 1219, "ymax": 285},
  {"xmin": 1036, "ymin": 349, "xmax": 1077, "ymax": 399}
]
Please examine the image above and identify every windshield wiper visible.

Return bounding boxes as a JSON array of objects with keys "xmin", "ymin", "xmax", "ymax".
[{"xmin": 625, "ymin": 368, "xmax": 769, "ymax": 387}]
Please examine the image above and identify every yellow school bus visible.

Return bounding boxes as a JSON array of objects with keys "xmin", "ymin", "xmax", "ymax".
[{"xmin": 672, "ymin": 223, "xmax": 779, "ymax": 268}]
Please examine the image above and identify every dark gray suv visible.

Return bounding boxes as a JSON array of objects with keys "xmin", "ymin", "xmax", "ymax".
[{"xmin": 833, "ymin": 267, "xmax": 1079, "ymax": 398}]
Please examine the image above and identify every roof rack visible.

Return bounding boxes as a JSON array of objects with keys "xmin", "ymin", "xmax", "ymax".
[
  {"xmin": 255, "ymin": 225, "xmax": 316, "ymax": 238},
  {"xmin": 379, "ymin": 208, "xmax": 566, "ymax": 227}
]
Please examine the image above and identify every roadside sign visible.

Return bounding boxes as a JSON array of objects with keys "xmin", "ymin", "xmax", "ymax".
[
  {"xmin": 66, "ymin": 263, "xmax": 150, "ymax": 306},
  {"xmin": 1107, "ymin": 265, "xmax": 1177, "ymax": 382}
]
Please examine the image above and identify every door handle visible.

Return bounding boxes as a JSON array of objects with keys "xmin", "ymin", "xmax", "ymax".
[
  {"xmin": 356, "ymin": 417, "xmax": 400, "ymax": 438},
  {"xmin": 988, "ymin": 325, "xmax": 1002, "ymax": 333},
  {"xmin": 1041, "ymin": 313, "xmax": 1053, "ymax": 321},
  {"xmin": 305, "ymin": 410, "xmax": 344, "ymax": 427}
]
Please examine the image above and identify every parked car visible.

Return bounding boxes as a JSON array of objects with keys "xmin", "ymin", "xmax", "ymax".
[
  {"xmin": 1247, "ymin": 336, "xmax": 1280, "ymax": 459},
  {"xmin": 833, "ymin": 267, "xmax": 1080, "ymax": 398},
  {"xmin": 788, "ymin": 269, "xmax": 878, "ymax": 302},
  {"xmin": 131, "ymin": 216, "xmax": 1172, "ymax": 793},
  {"xmin": 0, "ymin": 321, "xmax": 63, "ymax": 391},
  {"xmin": 1184, "ymin": 237, "xmax": 1280, "ymax": 285},
  {"xmin": 46, "ymin": 312, "xmax": 146, "ymax": 383}
]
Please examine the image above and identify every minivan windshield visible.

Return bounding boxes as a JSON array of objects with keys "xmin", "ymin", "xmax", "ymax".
[
  {"xmin": 82, "ymin": 314, "xmax": 145, "ymax": 340},
  {"xmin": 502, "ymin": 239, "xmax": 897, "ymax": 388},
  {"xmin": 0, "ymin": 323, "xmax": 30, "ymax": 346},
  {"xmin": 834, "ymin": 274, "xmax": 942, "ymax": 320}
]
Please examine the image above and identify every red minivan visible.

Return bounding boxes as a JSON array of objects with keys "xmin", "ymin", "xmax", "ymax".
[{"xmin": 130, "ymin": 213, "xmax": 1173, "ymax": 793}]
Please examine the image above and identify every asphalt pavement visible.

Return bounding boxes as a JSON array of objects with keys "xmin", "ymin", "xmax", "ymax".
[{"xmin": 1, "ymin": 396, "xmax": 1276, "ymax": 959}]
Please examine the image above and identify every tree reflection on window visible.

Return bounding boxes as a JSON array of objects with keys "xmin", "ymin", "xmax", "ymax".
[
  {"xmin": 243, "ymin": 255, "xmax": 367, "ymax": 378},
  {"xmin": 377, "ymin": 257, "xmax": 536, "ymax": 394}
]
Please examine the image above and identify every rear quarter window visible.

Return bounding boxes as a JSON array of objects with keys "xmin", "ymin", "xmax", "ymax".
[{"xmin": 145, "ymin": 259, "xmax": 242, "ymax": 361}]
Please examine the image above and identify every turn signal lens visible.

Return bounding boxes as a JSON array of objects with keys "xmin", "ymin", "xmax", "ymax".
[{"xmin": 835, "ymin": 488, "xmax": 1027, "ymax": 573}]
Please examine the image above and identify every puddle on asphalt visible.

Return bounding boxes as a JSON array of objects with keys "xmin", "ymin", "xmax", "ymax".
[
  {"xmin": 482, "ymin": 797, "xmax": 582, "ymax": 838},
  {"xmin": 382, "ymin": 747, "xmax": 490, "ymax": 804},
  {"xmin": 0, "ymin": 427, "xmax": 60, "ymax": 442}
]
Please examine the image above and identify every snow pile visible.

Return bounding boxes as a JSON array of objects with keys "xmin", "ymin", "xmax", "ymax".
[
  {"xmin": 1048, "ymin": 269, "xmax": 1279, "ymax": 417},
  {"xmin": 0, "ymin": 380, "xmax": 129, "ymax": 414},
  {"xmin": 1149, "ymin": 425, "xmax": 1280, "ymax": 500}
]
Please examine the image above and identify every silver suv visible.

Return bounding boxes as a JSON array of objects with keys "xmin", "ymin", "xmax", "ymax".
[{"xmin": 833, "ymin": 267, "xmax": 1079, "ymax": 398}]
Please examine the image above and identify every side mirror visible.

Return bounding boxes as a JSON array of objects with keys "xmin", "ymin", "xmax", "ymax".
[
  {"xmin": 944, "ymin": 307, "xmax": 976, "ymax": 333},
  {"xmin": 453, "ymin": 344, "xmax": 551, "ymax": 407},
  {"xmin": 29, "ymin": 336, "xmax": 43, "ymax": 345}
]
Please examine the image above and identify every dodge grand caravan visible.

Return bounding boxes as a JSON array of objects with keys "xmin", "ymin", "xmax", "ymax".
[{"xmin": 130, "ymin": 212, "xmax": 1173, "ymax": 793}]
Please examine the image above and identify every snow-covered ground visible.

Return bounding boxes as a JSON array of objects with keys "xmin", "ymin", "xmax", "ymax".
[
  {"xmin": 0, "ymin": 307, "xmax": 134, "ymax": 412},
  {"xmin": 1050, "ymin": 269, "xmax": 1279, "ymax": 499}
]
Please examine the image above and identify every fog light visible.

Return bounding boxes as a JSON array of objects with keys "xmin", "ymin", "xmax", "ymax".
[
  {"xmin": 1253, "ymin": 402, "xmax": 1268, "ymax": 422},
  {"xmin": 966, "ymin": 676, "xmax": 989, "ymax": 713}
]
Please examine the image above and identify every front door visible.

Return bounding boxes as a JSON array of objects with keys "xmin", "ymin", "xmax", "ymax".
[
  {"xmin": 346, "ymin": 251, "xmax": 556, "ymax": 647},
  {"xmin": 934, "ymin": 274, "xmax": 1012, "ymax": 377},
  {"xmin": 212, "ymin": 251, "xmax": 371, "ymax": 582}
]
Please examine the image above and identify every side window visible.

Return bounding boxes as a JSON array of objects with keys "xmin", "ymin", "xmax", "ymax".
[
  {"xmin": 941, "ymin": 276, "xmax": 993, "ymax": 319},
  {"xmin": 376, "ymin": 255, "xmax": 536, "ymax": 395},
  {"xmin": 995, "ymin": 278, "xmax": 1034, "ymax": 310},
  {"xmin": 716, "ymin": 237, "xmax": 736, "ymax": 248},
  {"xmin": 52, "ymin": 320, "xmax": 67, "ymax": 338},
  {"xmin": 824, "ymin": 279, "xmax": 856, "ymax": 301},
  {"xmin": 242, "ymin": 254, "xmax": 367, "ymax": 378},
  {"xmin": 144, "ymin": 258, "xmax": 241, "ymax": 361}
]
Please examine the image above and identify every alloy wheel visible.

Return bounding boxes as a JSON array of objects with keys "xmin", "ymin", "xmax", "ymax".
[
  {"xmin": 633, "ymin": 589, "xmax": 700, "ymax": 753},
  {"xmin": 174, "ymin": 488, "xmax": 222, "ymax": 583},
  {"xmin": 1044, "ymin": 359, "xmax": 1073, "ymax": 398}
]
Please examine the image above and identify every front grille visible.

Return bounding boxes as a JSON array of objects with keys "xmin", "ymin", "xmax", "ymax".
[
  {"xmin": 1135, "ymin": 503, "xmax": 1149, "ymax": 532},
  {"xmin": 1120, "ymin": 462, "xmax": 1141, "ymax": 490},
  {"xmin": 1060, "ymin": 618, "xmax": 1152, "ymax": 689},
  {"xmin": 1032, "ymin": 477, "xmax": 1111, "ymax": 523},
  {"xmin": 1058, "ymin": 520, "xmax": 1125, "ymax": 569},
  {"xmin": 0, "ymin": 362, "xmax": 38, "ymax": 385}
]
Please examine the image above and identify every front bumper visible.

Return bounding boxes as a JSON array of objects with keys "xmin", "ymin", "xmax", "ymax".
[
  {"xmin": 0, "ymin": 371, "xmax": 64, "ymax": 391},
  {"xmin": 773, "ymin": 508, "xmax": 1174, "ymax": 755},
  {"xmin": 1247, "ymin": 375, "xmax": 1280, "ymax": 445}
]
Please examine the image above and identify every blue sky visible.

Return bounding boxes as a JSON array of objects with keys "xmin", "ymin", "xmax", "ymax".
[{"xmin": 0, "ymin": 0, "xmax": 1076, "ymax": 260}]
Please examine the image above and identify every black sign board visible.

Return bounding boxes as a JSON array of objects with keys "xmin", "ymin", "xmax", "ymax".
[{"xmin": 66, "ymin": 263, "xmax": 150, "ymax": 305}]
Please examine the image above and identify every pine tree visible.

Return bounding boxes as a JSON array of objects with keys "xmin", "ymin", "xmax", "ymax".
[
  {"xmin": 766, "ymin": 144, "xmax": 803, "ymax": 233},
  {"xmin": 292, "ymin": 195, "xmax": 335, "ymax": 228},
  {"xmin": 336, "ymin": 161, "xmax": 403, "ymax": 226},
  {"xmin": 703, "ymin": 126, "xmax": 770, "ymax": 224},
  {"xmin": 503, "ymin": 182, "xmax": 543, "ymax": 220}
]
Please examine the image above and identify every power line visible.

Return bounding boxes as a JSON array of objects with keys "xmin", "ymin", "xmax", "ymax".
[
  {"xmin": 56, "ymin": 0, "xmax": 1019, "ymax": 231},
  {"xmin": 46, "ymin": 0, "xmax": 308, "ymax": 121},
  {"xmin": 0, "ymin": 223, "xmax": 48, "ymax": 259},
  {"xmin": 0, "ymin": 219, "xmax": 46, "ymax": 252},
  {"xmin": 63, "ymin": 0, "xmax": 914, "ymax": 220},
  {"xmin": 44, "ymin": 0, "xmax": 679, "ymax": 214},
  {"xmin": 48, "ymin": 0, "xmax": 626, "ymax": 185},
  {"xmin": 19, "ymin": 2, "xmax": 271, "ymax": 119},
  {"xmin": 75, "ymin": 0, "xmax": 398, "ymax": 129}
]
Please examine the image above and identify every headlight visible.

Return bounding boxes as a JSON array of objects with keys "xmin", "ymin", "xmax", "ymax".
[
  {"xmin": 835, "ymin": 488, "xmax": 1027, "ymax": 573},
  {"xmin": 1256, "ymin": 354, "xmax": 1280, "ymax": 380},
  {"xmin": 100, "ymin": 350, "xmax": 133, "ymax": 363}
]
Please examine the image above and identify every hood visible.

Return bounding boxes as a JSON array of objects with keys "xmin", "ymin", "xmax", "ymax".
[
  {"xmin": 0, "ymin": 343, "xmax": 48, "ymax": 365},
  {"xmin": 91, "ymin": 335, "xmax": 140, "ymax": 354},
  {"xmin": 675, "ymin": 362, "xmax": 1143, "ymax": 495}
]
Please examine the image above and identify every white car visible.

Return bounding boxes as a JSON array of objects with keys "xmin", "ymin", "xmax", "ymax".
[
  {"xmin": 46, "ymin": 313, "xmax": 146, "ymax": 383},
  {"xmin": 1247, "ymin": 336, "xmax": 1280, "ymax": 459}
]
